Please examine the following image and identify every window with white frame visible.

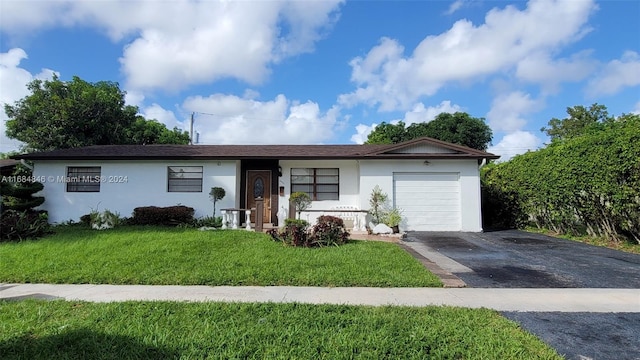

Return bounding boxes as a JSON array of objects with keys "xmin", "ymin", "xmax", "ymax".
[
  {"xmin": 66, "ymin": 166, "xmax": 101, "ymax": 192},
  {"xmin": 291, "ymin": 168, "xmax": 339, "ymax": 200},
  {"xmin": 167, "ymin": 166, "xmax": 203, "ymax": 192}
]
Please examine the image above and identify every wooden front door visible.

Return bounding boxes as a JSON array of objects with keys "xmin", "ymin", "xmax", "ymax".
[{"xmin": 246, "ymin": 170, "xmax": 271, "ymax": 224}]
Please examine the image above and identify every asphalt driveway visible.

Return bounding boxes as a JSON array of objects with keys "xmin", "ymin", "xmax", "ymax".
[
  {"xmin": 405, "ymin": 230, "xmax": 640, "ymax": 360},
  {"xmin": 406, "ymin": 229, "xmax": 640, "ymax": 288}
]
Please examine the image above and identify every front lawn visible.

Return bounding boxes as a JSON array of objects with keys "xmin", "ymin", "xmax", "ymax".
[
  {"xmin": 0, "ymin": 227, "xmax": 442, "ymax": 287},
  {"xmin": 0, "ymin": 300, "xmax": 561, "ymax": 359}
]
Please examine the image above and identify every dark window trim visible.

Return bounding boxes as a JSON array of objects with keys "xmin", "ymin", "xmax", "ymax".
[
  {"xmin": 66, "ymin": 166, "xmax": 101, "ymax": 193},
  {"xmin": 167, "ymin": 166, "xmax": 203, "ymax": 193},
  {"xmin": 290, "ymin": 168, "xmax": 339, "ymax": 201}
]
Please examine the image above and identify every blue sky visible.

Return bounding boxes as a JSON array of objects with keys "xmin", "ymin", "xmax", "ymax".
[{"xmin": 1, "ymin": 0, "xmax": 638, "ymax": 160}]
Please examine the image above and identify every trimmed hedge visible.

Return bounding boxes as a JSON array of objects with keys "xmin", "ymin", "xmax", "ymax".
[
  {"xmin": 131, "ymin": 206, "xmax": 194, "ymax": 226},
  {"xmin": 482, "ymin": 113, "xmax": 639, "ymax": 243}
]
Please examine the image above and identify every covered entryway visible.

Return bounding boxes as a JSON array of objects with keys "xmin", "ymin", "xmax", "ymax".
[
  {"xmin": 393, "ymin": 172, "xmax": 461, "ymax": 231},
  {"xmin": 246, "ymin": 170, "xmax": 271, "ymax": 224}
]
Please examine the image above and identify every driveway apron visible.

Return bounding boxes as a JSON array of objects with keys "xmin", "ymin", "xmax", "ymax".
[{"xmin": 404, "ymin": 230, "xmax": 640, "ymax": 360}]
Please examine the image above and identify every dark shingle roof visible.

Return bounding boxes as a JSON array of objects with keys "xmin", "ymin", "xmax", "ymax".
[{"xmin": 13, "ymin": 137, "xmax": 499, "ymax": 161}]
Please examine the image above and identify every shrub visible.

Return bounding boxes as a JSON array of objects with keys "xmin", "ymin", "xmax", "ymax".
[
  {"xmin": 131, "ymin": 206, "xmax": 194, "ymax": 226},
  {"xmin": 80, "ymin": 214, "xmax": 92, "ymax": 226},
  {"xmin": 269, "ymin": 219, "xmax": 310, "ymax": 247},
  {"xmin": 270, "ymin": 217, "xmax": 349, "ymax": 247},
  {"xmin": 284, "ymin": 218, "xmax": 310, "ymax": 228},
  {"xmin": 0, "ymin": 210, "xmax": 51, "ymax": 241},
  {"xmin": 368, "ymin": 185, "xmax": 389, "ymax": 225},
  {"xmin": 1, "ymin": 181, "xmax": 45, "ymax": 212},
  {"xmin": 180, "ymin": 216, "xmax": 223, "ymax": 229},
  {"xmin": 311, "ymin": 215, "xmax": 350, "ymax": 247},
  {"xmin": 88, "ymin": 209, "xmax": 125, "ymax": 230}
]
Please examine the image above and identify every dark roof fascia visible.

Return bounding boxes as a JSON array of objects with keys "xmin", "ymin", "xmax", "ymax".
[
  {"xmin": 364, "ymin": 136, "xmax": 494, "ymax": 157},
  {"xmin": 16, "ymin": 154, "xmax": 499, "ymax": 161},
  {"xmin": 0, "ymin": 159, "xmax": 20, "ymax": 167},
  {"xmin": 360, "ymin": 154, "xmax": 500, "ymax": 160}
]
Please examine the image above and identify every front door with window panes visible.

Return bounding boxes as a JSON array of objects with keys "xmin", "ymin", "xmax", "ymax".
[{"xmin": 247, "ymin": 170, "xmax": 271, "ymax": 224}]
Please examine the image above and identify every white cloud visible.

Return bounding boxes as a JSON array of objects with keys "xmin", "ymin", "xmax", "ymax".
[
  {"xmin": 401, "ymin": 101, "xmax": 463, "ymax": 126},
  {"xmin": 140, "ymin": 103, "xmax": 183, "ymax": 131},
  {"xmin": 445, "ymin": 0, "xmax": 465, "ymax": 15},
  {"xmin": 1, "ymin": 1, "xmax": 343, "ymax": 92},
  {"xmin": 339, "ymin": 0, "xmax": 596, "ymax": 111},
  {"xmin": 350, "ymin": 123, "xmax": 376, "ymax": 145},
  {"xmin": 516, "ymin": 50, "xmax": 597, "ymax": 93},
  {"xmin": 182, "ymin": 93, "xmax": 340, "ymax": 145},
  {"xmin": 587, "ymin": 51, "xmax": 640, "ymax": 97},
  {"xmin": 633, "ymin": 101, "xmax": 640, "ymax": 115},
  {"xmin": 349, "ymin": 100, "xmax": 462, "ymax": 144},
  {"xmin": 488, "ymin": 131, "xmax": 542, "ymax": 162},
  {"xmin": 124, "ymin": 90, "xmax": 145, "ymax": 108},
  {"xmin": 486, "ymin": 91, "xmax": 542, "ymax": 132},
  {"xmin": 0, "ymin": 48, "xmax": 56, "ymax": 153}
]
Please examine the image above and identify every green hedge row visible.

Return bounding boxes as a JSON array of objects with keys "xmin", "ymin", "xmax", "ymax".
[{"xmin": 482, "ymin": 114, "xmax": 639, "ymax": 243}]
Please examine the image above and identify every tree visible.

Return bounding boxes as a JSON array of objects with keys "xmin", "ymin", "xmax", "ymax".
[
  {"xmin": 540, "ymin": 103, "xmax": 613, "ymax": 142},
  {"xmin": 289, "ymin": 192, "xmax": 312, "ymax": 219},
  {"xmin": 125, "ymin": 117, "xmax": 190, "ymax": 145},
  {"xmin": 365, "ymin": 112, "xmax": 492, "ymax": 151},
  {"xmin": 5, "ymin": 75, "xmax": 189, "ymax": 151},
  {"xmin": 364, "ymin": 121, "xmax": 407, "ymax": 144},
  {"xmin": 209, "ymin": 187, "xmax": 226, "ymax": 217}
]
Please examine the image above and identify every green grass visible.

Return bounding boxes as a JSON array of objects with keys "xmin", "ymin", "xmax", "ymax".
[
  {"xmin": 0, "ymin": 226, "xmax": 441, "ymax": 287},
  {"xmin": 0, "ymin": 300, "xmax": 562, "ymax": 359},
  {"xmin": 525, "ymin": 227, "xmax": 640, "ymax": 254}
]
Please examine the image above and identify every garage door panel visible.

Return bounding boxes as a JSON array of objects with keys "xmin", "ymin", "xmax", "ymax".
[
  {"xmin": 396, "ymin": 193, "xmax": 459, "ymax": 206},
  {"xmin": 393, "ymin": 173, "xmax": 461, "ymax": 231}
]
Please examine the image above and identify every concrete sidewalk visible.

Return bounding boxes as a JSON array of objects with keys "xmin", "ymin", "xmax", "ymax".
[{"xmin": 1, "ymin": 284, "xmax": 638, "ymax": 312}]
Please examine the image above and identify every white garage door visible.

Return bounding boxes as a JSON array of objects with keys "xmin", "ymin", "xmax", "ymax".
[{"xmin": 393, "ymin": 173, "xmax": 461, "ymax": 231}]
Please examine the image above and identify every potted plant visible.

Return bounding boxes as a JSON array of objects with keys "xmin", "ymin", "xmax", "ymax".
[{"xmin": 383, "ymin": 207, "xmax": 403, "ymax": 233}]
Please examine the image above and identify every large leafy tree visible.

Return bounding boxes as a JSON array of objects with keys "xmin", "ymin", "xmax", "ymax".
[
  {"xmin": 365, "ymin": 112, "xmax": 492, "ymax": 151},
  {"xmin": 125, "ymin": 116, "xmax": 190, "ymax": 145},
  {"xmin": 5, "ymin": 75, "xmax": 189, "ymax": 151},
  {"xmin": 540, "ymin": 103, "xmax": 614, "ymax": 142},
  {"xmin": 364, "ymin": 121, "xmax": 408, "ymax": 144}
]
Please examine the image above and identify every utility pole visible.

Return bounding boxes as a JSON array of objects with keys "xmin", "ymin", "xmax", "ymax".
[{"xmin": 189, "ymin": 112, "xmax": 194, "ymax": 145}]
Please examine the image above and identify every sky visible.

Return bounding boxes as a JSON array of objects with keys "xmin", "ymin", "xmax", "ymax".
[{"xmin": 1, "ymin": 0, "xmax": 639, "ymax": 161}]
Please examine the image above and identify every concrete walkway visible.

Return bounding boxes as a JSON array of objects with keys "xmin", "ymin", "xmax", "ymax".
[{"xmin": 1, "ymin": 284, "xmax": 638, "ymax": 312}]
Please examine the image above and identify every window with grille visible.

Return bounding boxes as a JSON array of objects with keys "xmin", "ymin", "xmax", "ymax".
[
  {"xmin": 66, "ymin": 166, "xmax": 101, "ymax": 192},
  {"xmin": 290, "ymin": 168, "xmax": 339, "ymax": 200},
  {"xmin": 168, "ymin": 166, "xmax": 203, "ymax": 192}
]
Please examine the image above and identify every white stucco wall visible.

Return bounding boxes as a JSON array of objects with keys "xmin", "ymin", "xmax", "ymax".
[
  {"xmin": 277, "ymin": 160, "xmax": 360, "ymax": 214},
  {"xmin": 358, "ymin": 159, "xmax": 482, "ymax": 232},
  {"xmin": 32, "ymin": 157, "xmax": 483, "ymax": 231},
  {"xmin": 33, "ymin": 160, "xmax": 237, "ymax": 223}
]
